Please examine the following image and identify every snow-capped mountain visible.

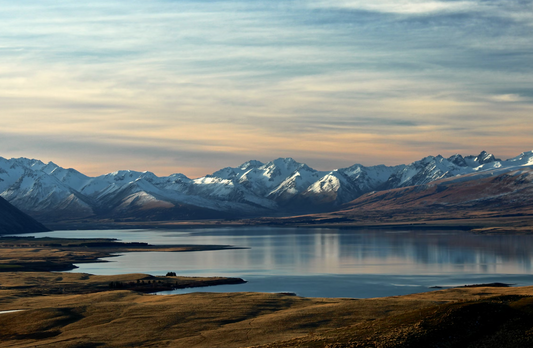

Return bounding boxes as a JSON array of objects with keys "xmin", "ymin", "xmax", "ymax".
[
  {"xmin": 214, "ymin": 158, "xmax": 328, "ymax": 203},
  {"xmin": 331, "ymin": 165, "xmax": 533, "ymax": 223},
  {"xmin": 379, "ymin": 151, "xmax": 501, "ymax": 190},
  {"xmin": 1, "ymin": 150, "xmax": 532, "ymax": 222},
  {"xmin": 299, "ymin": 164, "xmax": 402, "ymax": 208},
  {"xmin": 0, "ymin": 158, "xmax": 94, "ymax": 220}
]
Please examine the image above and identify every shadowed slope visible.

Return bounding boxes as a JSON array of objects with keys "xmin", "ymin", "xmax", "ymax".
[
  {"xmin": 256, "ymin": 295, "xmax": 533, "ymax": 348},
  {"xmin": 0, "ymin": 196, "xmax": 49, "ymax": 235}
]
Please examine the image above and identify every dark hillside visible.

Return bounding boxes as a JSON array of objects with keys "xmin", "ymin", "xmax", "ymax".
[{"xmin": 0, "ymin": 196, "xmax": 49, "ymax": 235}]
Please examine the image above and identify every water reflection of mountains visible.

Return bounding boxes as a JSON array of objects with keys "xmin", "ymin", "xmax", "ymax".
[
  {"xmin": 28, "ymin": 228, "xmax": 533, "ymax": 277},
  {"xmin": 333, "ymin": 230, "xmax": 533, "ymax": 271},
  {"xmin": 179, "ymin": 228, "xmax": 533, "ymax": 273}
]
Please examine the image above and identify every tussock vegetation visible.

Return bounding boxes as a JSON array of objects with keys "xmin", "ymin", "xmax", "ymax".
[
  {"xmin": 2, "ymin": 274, "xmax": 533, "ymax": 347},
  {"xmin": 256, "ymin": 295, "xmax": 533, "ymax": 348},
  {"xmin": 2, "ymin": 236, "xmax": 533, "ymax": 347}
]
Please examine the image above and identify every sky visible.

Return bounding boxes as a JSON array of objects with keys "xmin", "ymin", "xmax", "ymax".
[{"xmin": 1, "ymin": 0, "xmax": 532, "ymax": 178}]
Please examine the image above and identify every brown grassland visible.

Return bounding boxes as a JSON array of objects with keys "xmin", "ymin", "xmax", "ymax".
[
  {"xmin": 2, "ymin": 236, "xmax": 533, "ymax": 347},
  {"xmin": 2, "ymin": 274, "xmax": 533, "ymax": 347}
]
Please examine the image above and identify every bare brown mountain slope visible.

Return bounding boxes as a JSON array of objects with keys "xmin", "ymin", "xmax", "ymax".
[
  {"xmin": 341, "ymin": 167, "xmax": 533, "ymax": 214},
  {"xmin": 257, "ymin": 167, "xmax": 533, "ymax": 228}
]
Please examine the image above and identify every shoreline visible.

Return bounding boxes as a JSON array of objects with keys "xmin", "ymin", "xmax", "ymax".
[
  {"xmin": 42, "ymin": 220, "xmax": 483, "ymax": 231},
  {"xmin": 27, "ymin": 212, "xmax": 533, "ymax": 235},
  {"xmin": 0, "ymin": 235, "xmax": 245, "ymax": 272},
  {"xmin": 0, "ymin": 271, "xmax": 247, "ymax": 296}
]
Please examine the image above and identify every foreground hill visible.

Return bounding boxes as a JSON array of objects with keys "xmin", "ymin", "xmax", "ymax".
[
  {"xmin": 0, "ymin": 196, "xmax": 49, "ymax": 235},
  {"xmin": 0, "ymin": 150, "xmax": 532, "ymax": 222},
  {"xmin": 1, "ymin": 273, "xmax": 533, "ymax": 347}
]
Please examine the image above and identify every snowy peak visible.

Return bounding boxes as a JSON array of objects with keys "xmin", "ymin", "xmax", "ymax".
[
  {"xmin": 41, "ymin": 161, "xmax": 60, "ymax": 174},
  {"xmin": 465, "ymin": 151, "xmax": 500, "ymax": 167},
  {"xmin": 267, "ymin": 168, "xmax": 321, "ymax": 201},
  {"xmin": 258, "ymin": 158, "xmax": 304, "ymax": 181},
  {"xmin": 447, "ymin": 154, "xmax": 467, "ymax": 167},
  {"xmin": 379, "ymin": 151, "xmax": 502, "ymax": 190},
  {"xmin": 476, "ymin": 150, "xmax": 500, "ymax": 164},
  {"xmin": 445, "ymin": 151, "xmax": 500, "ymax": 168},
  {"xmin": 47, "ymin": 167, "xmax": 90, "ymax": 191},
  {"xmin": 211, "ymin": 167, "xmax": 244, "ymax": 180},
  {"xmin": 105, "ymin": 170, "xmax": 144, "ymax": 182},
  {"xmin": 0, "ymin": 157, "xmax": 45, "ymax": 173},
  {"xmin": 165, "ymin": 173, "xmax": 192, "ymax": 184},
  {"xmin": 211, "ymin": 160, "xmax": 264, "ymax": 180},
  {"xmin": 507, "ymin": 150, "xmax": 533, "ymax": 165},
  {"xmin": 1, "ymin": 149, "xmax": 533, "ymax": 222},
  {"xmin": 239, "ymin": 160, "xmax": 264, "ymax": 170},
  {"xmin": 12, "ymin": 158, "xmax": 47, "ymax": 171},
  {"xmin": 254, "ymin": 158, "xmax": 323, "ymax": 199},
  {"xmin": 302, "ymin": 163, "xmax": 400, "ymax": 206},
  {"xmin": 263, "ymin": 157, "xmax": 311, "ymax": 173},
  {"xmin": 342, "ymin": 163, "xmax": 400, "ymax": 181},
  {"xmin": 210, "ymin": 157, "xmax": 324, "ymax": 203}
]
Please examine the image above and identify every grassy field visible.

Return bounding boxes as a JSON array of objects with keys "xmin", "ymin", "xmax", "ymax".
[
  {"xmin": 1, "ymin": 275, "xmax": 533, "ymax": 347},
  {"xmin": 2, "ymin": 236, "xmax": 533, "ymax": 347}
]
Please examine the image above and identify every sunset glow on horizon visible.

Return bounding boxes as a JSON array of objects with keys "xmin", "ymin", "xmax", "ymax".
[{"xmin": 1, "ymin": 0, "xmax": 532, "ymax": 178}]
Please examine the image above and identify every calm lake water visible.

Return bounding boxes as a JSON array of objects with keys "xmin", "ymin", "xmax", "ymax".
[{"xmin": 20, "ymin": 227, "xmax": 533, "ymax": 298}]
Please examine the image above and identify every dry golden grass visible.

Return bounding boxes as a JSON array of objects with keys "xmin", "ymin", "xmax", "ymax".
[
  {"xmin": 0, "ymin": 290, "xmax": 431, "ymax": 347},
  {"xmin": 0, "ymin": 271, "xmax": 243, "ymax": 297},
  {"xmin": 1, "ymin": 271, "xmax": 533, "ymax": 348},
  {"xmin": 2, "ymin": 237, "xmax": 533, "ymax": 347}
]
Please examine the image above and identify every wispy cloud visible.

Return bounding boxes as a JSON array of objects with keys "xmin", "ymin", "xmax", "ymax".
[
  {"xmin": 491, "ymin": 94, "xmax": 524, "ymax": 102},
  {"xmin": 308, "ymin": 0, "xmax": 478, "ymax": 14},
  {"xmin": 0, "ymin": 0, "xmax": 531, "ymax": 175}
]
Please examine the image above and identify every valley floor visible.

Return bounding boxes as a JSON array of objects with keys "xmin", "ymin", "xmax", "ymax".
[
  {"xmin": 1, "ymin": 272, "xmax": 533, "ymax": 347},
  {"xmin": 2, "ymin": 231, "xmax": 533, "ymax": 347}
]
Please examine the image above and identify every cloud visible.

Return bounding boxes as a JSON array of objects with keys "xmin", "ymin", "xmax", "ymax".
[
  {"xmin": 490, "ymin": 94, "xmax": 523, "ymax": 102},
  {"xmin": 0, "ymin": 0, "xmax": 531, "ymax": 176},
  {"xmin": 308, "ymin": 0, "xmax": 478, "ymax": 15}
]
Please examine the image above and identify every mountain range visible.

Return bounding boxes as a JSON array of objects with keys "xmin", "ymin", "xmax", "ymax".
[{"xmin": 0, "ymin": 150, "xmax": 532, "ymax": 223}]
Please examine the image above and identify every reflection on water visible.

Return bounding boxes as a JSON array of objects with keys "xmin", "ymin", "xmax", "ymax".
[{"xmin": 21, "ymin": 227, "xmax": 533, "ymax": 298}]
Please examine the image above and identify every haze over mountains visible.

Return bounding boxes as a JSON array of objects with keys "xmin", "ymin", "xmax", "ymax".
[{"xmin": 0, "ymin": 150, "xmax": 532, "ymax": 223}]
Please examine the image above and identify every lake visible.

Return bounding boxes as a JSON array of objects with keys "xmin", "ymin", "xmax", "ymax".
[{"xmin": 20, "ymin": 227, "xmax": 533, "ymax": 298}]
